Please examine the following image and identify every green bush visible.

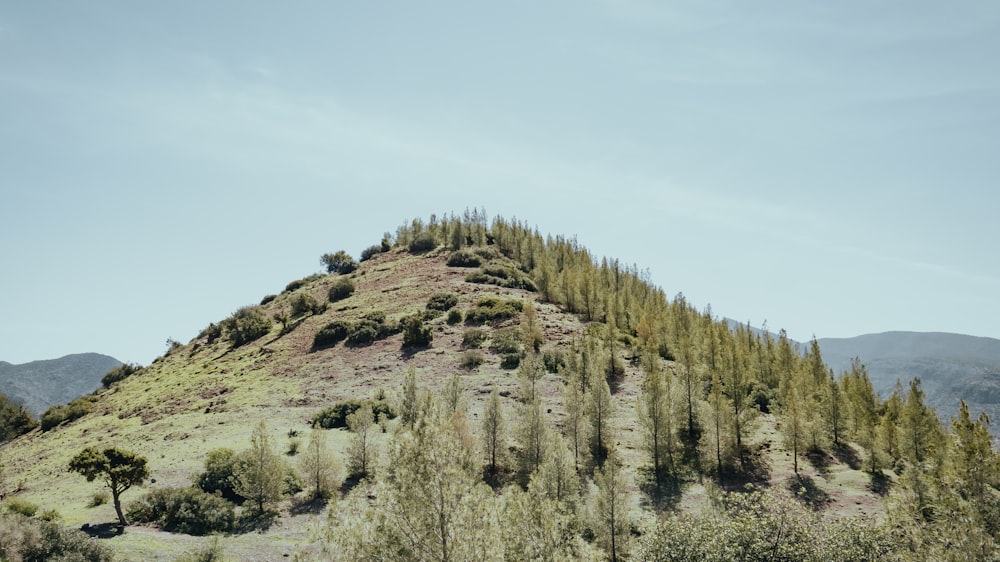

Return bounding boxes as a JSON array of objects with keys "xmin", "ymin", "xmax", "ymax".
[
  {"xmin": 0, "ymin": 512, "xmax": 113, "ymax": 561},
  {"xmin": 89, "ymin": 492, "xmax": 109, "ymax": 508},
  {"xmin": 500, "ymin": 354, "xmax": 521, "ymax": 370},
  {"xmin": 3, "ymin": 498, "xmax": 38, "ymax": 517},
  {"xmin": 462, "ymin": 329, "xmax": 487, "ymax": 349},
  {"xmin": 446, "ymin": 308, "xmax": 463, "ymax": 324},
  {"xmin": 200, "ymin": 322, "xmax": 223, "ymax": 344},
  {"xmin": 542, "ymin": 349, "xmax": 566, "ymax": 373},
  {"xmin": 464, "ymin": 298, "xmax": 523, "ymax": 325},
  {"xmin": 320, "ymin": 250, "xmax": 358, "ymax": 274},
  {"xmin": 401, "ymin": 316, "xmax": 433, "ymax": 348},
  {"xmin": 459, "ymin": 350, "xmax": 484, "ymax": 371},
  {"xmin": 221, "ymin": 306, "xmax": 272, "ymax": 347},
  {"xmin": 314, "ymin": 320, "xmax": 350, "ymax": 348},
  {"xmin": 346, "ymin": 320, "xmax": 380, "ymax": 346},
  {"xmin": 360, "ymin": 244, "xmax": 384, "ymax": 262},
  {"xmin": 409, "ymin": 232, "xmax": 437, "ymax": 253},
  {"xmin": 290, "ymin": 291, "xmax": 325, "ymax": 317},
  {"xmin": 259, "ymin": 294, "xmax": 277, "ymax": 305},
  {"xmin": 127, "ymin": 486, "xmax": 235, "ymax": 535},
  {"xmin": 284, "ymin": 274, "xmax": 321, "ymax": 294},
  {"xmin": 40, "ymin": 395, "xmax": 97, "ymax": 431},
  {"xmin": 312, "ymin": 399, "xmax": 396, "ymax": 429},
  {"xmin": 465, "ymin": 264, "xmax": 537, "ymax": 292},
  {"xmin": 426, "ymin": 292, "xmax": 459, "ymax": 312},
  {"xmin": 489, "ymin": 327, "xmax": 523, "ymax": 355},
  {"xmin": 446, "ymin": 249, "xmax": 482, "ymax": 268},
  {"xmin": 0, "ymin": 394, "xmax": 38, "ymax": 443},
  {"xmin": 195, "ymin": 449, "xmax": 243, "ymax": 504},
  {"xmin": 328, "ymin": 278, "xmax": 355, "ymax": 302},
  {"xmin": 101, "ymin": 362, "xmax": 142, "ymax": 388}
]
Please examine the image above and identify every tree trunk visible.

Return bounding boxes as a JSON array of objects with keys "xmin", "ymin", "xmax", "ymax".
[{"xmin": 113, "ymin": 491, "xmax": 128, "ymax": 526}]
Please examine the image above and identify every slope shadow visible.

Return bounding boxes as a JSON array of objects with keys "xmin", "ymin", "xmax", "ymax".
[
  {"xmin": 787, "ymin": 474, "xmax": 832, "ymax": 510},
  {"xmin": 80, "ymin": 523, "xmax": 124, "ymax": 539},
  {"xmin": 869, "ymin": 471, "xmax": 892, "ymax": 497},
  {"xmin": 832, "ymin": 443, "xmax": 863, "ymax": 470}
]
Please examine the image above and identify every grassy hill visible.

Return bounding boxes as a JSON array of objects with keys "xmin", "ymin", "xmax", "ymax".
[
  {"xmin": 0, "ymin": 353, "xmax": 121, "ymax": 416},
  {"xmin": 2, "ymin": 217, "xmax": 982, "ymax": 561}
]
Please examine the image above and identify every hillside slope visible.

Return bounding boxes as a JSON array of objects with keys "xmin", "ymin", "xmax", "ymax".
[
  {"xmin": 0, "ymin": 245, "xmax": 891, "ymax": 560},
  {"xmin": 0, "ymin": 353, "xmax": 121, "ymax": 416}
]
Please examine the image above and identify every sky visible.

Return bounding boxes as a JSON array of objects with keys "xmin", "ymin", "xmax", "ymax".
[{"xmin": 2, "ymin": 1, "xmax": 999, "ymax": 366}]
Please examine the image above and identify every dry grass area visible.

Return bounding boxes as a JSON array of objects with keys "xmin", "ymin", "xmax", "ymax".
[{"xmin": 0, "ymin": 247, "xmax": 888, "ymax": 559}]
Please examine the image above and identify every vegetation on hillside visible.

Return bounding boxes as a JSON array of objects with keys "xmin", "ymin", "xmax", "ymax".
[{"xmin": 1, "ymin": 210, "xmax": 998, "ymax": 561}]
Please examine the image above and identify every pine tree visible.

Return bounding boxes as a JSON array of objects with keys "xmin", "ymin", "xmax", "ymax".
[
  {"xmin": 347, "ymin": 403, "xmax": 378, "ymax": 479},
  {"xmin": 593, "ymin": 451, "xmax": 630, "ymax": 562},
  {"xmin": 233, "ymin": 421, "xmax": 285, "ymax": 515},
  {"xmin": 518, "ymin": 394, "xmax": 550, "ymax": 477},
  {"xmin": 299, "ymin": 427, "xmax": 339, "ymax": 500},
  {"xmin": 481, "ymin": 385, "xmax": 506, "ymax": 476},
  {"xmin": 781, "ymin": 385, "xmax": 806, "ymax": 475},
  {"xmin": 400, "ymin": 365, "xmax": 419, "ymax": 430},
  {"xmin": 637, "ymin": 347, "xmax": 676, "ymax": 486},
  {"xmin": 587, "ymin": 374, "xmax": 614, "ymax": 467}
]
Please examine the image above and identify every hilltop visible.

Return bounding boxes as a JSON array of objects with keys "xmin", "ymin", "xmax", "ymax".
[
  {"xmin": 0, "ymin": 353, "xmax": 121, "ymax": 416},
  {"xmin": 1, "ymin": 215, "xmax": 994, "ymax": 561}
]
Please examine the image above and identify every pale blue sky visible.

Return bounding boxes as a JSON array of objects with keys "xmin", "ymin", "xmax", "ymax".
[{"xmin": 2, "ymin": 1, "xmax": 999, "ymax": 366}]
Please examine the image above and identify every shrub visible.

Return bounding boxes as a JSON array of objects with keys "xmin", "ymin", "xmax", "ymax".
[
  {"xmin": 446, "ymin": 308, "xmax": 462, "ymax": 324},
  {"xmin": 464, "ymin": 298, "xmax": 523, "ymax": 325},
  {"xmin": 287, "ymin": 439, "xmax": 300, "ymax": 456},
  {"xmin": 409, "ymin": 232, "xmax": 437, "ymax": 253},
  {"xmin": 360, "ymin": 244, "xmax": 383, "ymax": 262},
  {"xmin": 40, "ymin": 395, "xmax": 97, "ymax": 431},
  {"xmin": 3, "ymin": 498, "xmax": 38, "ymax": 517},
  {"xmin": 328, "ymin": 278, "xmax": 355, "ymax": 302},
  {"xmin": 221, "ymin": 306, "xmax": 272, "ymax": 347},
  {"xmin": 401, "ymin": 316, "xmax": 433, "ymax": 348},
  {"xmin": 542, "ymin": 349, "xmax": 566, "ymax": 373},
  {"xmin": 101, "ymin": 362, "xmax": 142, "ymax": 388},
  {"xmin": 284, "ymin": 274, "xmax": 321, "ymax": 294},
  {"xmin": 320, "ymin": 250, "xmax": 358, "ymax": 274},
  {"xmin": 462, "ymin": 328, "xmax": 487, "ymax": 349},
  {"xmin": 89, "ymin": 492, "xmax": 109, "ymax": 507},
  {"xmin": 500, "ymin": 354, "xmax": 521, "ymax": 370},
  {"xmin": 290, "ymin": 291, "xmax": 324, "ymax": 317},
  {"xmin": 346, "ymin": 320, "xmax": 380, "ymax": 347},
  {"xmin": 175, "ymin": 538, "xmax": 226, "ymax": 562},
  {"xmin": 195, "ymin": 448, "xmax": 243, "ymax": 503},
  {"xmin": 312, "ymin": 399, "xmax": 396, "ymax": 430},
  {"xmin": 426, "ymin": 292, "xmax": 459, "ymax": 311},
  {"xmin": 459, "ymin": 350, "xmax": 484, "ymax": 371},
  {"xmin": 465, "ymin": 263, "xmax": 537, "ymax": 292},
  {"xmin": 0, "ymin": 513, "xmax": 113, "ymax": 561},
  {"xmin": 489, "ymin": 327, "xmax": 523, "ymax": 355},
  {"xmin": 446, "ymin": 249, "xmax": 482, "ymax": 268},
  {"xmin": 127, "ymin": 486, "xmax": 235, "ymax": 535},
  {"xmin": 200, "ymin": 322, "xmax": 223, "ymax": 344},
  {"xmin": 313, "ymin": 320, "xmax": 350, "ymax": 348},
  {"xmin": 259, "ymin": 294, "xmax": 277, "ymax": 305}
]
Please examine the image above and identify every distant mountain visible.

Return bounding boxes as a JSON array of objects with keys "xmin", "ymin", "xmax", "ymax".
[
  {"xmin": 0, "ymin": 353, "xmax": 121, "ymax": 416},
  {"xmin": 817, "ymin": 332, "xmax": 1000, "ymax": 424}
]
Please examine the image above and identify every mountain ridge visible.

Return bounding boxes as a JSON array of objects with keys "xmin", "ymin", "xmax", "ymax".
[{"xmin": 0, "ymin": 352, "xmax": 121, "ymax": 416}]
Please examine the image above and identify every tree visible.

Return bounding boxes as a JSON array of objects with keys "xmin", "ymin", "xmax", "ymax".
[
  {"xmin": 300, "ymin": 428, "xmax": 340, "ymax": 500},
  {"xmin": 593, "ymin": 451, "xmax": 630, "ymax": 562},
  {"xmin": 637, "ymin": 349, "xmax": 676, "ymax": 486},
  {"xmin": 517, "ymin": 394, "xmax": 550, "ymax": 477},
  {"xmin": 400, "ymin": 366, "xmax": 419, "ymax": 430},
  {"xmin": 233, "ymin": 421, "xmax": 285, "ymax": 515},
  {"xmin": 320, "ymin": 250, "xmax": 358, "ymax": 274},
  {"xmin": 587, "ymin": 374, "xmax": 614, "ymax": 466},
  {"xmin": 481, "ymin": 385, "xmax": 506, "ymax": 476},
  {"xmin": 781, "ymin": 385, "xmax": 806, "ymax": 475},
  {"xmin": 347, "ymin": 403, "xmax": 378, "ymax": 479},
  {"xmin": 69, "ymin": 447, "xmax": 149, "ymax": 526}
]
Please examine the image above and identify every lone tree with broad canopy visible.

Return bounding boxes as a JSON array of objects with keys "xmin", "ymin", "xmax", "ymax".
[{"xmin": 69, "ymin": 447, "xmax": 149, "ymax": 526}]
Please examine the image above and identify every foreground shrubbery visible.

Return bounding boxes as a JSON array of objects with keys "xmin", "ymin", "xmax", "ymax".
[
  {"xmin": 0, "ymin": 512, "xmax": 113, "ymax": 561},
  {"xmin": 127, "ymin": 486, "xmax": 235, "ymax": 535}
]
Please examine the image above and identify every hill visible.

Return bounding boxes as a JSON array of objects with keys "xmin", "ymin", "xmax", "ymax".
[
  {"xmin": 0, "ymin": 353, "xmax": 121, "ymax": 416},
  {"xmin": 0, "ymin": 216, "xmax": 993, "ymax": 561},
  {"xmin": 818, "ymin": 331, "xmax": 1000, "ymax": 425}
]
